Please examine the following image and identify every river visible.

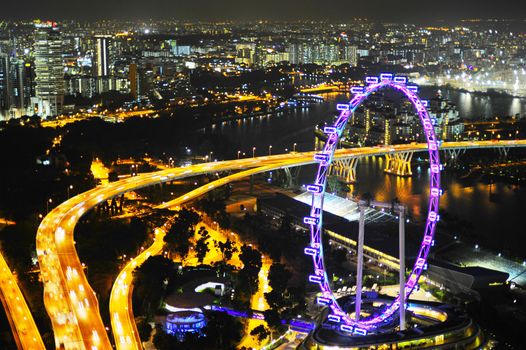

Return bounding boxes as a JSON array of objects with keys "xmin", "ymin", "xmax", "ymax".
[{"xmin": 209, "ymin": 88, "xmax": 526, "ymax": 258}]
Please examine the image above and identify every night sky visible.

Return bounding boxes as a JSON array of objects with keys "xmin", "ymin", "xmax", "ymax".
[{"xmin": 3, "ymin": 0, "xmax": 526, "ymax": 22}]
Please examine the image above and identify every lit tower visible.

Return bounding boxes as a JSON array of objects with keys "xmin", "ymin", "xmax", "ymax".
[
  {"xmin": 34, "ymin": 23, "xmax": 64, "ymax": 117},
  {"xmin": 365, "ymin": 108, "xmax": 371, "ymax": 144},
  {"xmin": 95, "ymin": 35, "xmax": 112, "ymax": 93},
  {"xmin": 0, "ymin": 51, "xmax": 11, "ymax": 119}
]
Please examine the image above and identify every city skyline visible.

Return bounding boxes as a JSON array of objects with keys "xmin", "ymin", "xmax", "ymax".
[{"xmin": 2, "ymin": 1, "xmax": 526, "ymax": 23}]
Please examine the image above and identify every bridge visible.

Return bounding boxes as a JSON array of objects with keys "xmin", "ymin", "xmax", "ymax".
[
  {"xmin": 299, "ymin": 82, "xmax": 352, "ymax": 93},
  {"xmin": 27, "ymin": 139, "xmax": 526, "ymax": 350},
  {"xmin": 327, "ymin": 140, "xmax": 525, "ymax": 182},
  {"xmin": 0, "ymin": 253, "xmax": 45, "ymax": 349}
]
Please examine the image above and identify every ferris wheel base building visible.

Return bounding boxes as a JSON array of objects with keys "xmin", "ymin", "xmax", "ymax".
[{"xmin": 299, "ymin": 296, "xmax": 487, "ymax": 350}]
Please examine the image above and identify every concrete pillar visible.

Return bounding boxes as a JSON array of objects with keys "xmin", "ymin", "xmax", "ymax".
[
  {"xmin": 355, "ymin": 204, "xmax": 365, "ymax": 321},
  {"xmin": 384, "ymin": 152, "xmax": 413, "ymax": 176},
  {"xmin": 399, "ymin": 206, "xmax": 406, "ymax": 331}
]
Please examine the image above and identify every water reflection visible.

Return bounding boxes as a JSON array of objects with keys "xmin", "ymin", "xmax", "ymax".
[
  {"xmin": 350, "ymin": 159, "xmax": 526, "ymax": 256},
  {"xmin": 428, "ymin": 87, "xmax": 526, "ymax": 119},
  {"xmin": 509, "ymin": 98, "xmax": 523, "ymax": 116}
]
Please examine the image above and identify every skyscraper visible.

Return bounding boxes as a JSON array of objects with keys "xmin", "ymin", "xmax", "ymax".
[
  {"xmin": 95, "ymin": 35, "xmax": 112, "ymax": 93},
  {"xmin": 129, "ymin": 63, "xmax": 138, "ymax": 100},
  {"xmin": 0, "ymin": 49, "xmax": 27, "ymax": 120},
  {"xmin": 95, "ymin": 36, "xmax": 110, "ymax": 77},
  {"xmin": 0, "ymin": 52, "xmax": 12, "ymax": 119},
  {"xmin": 33, "ymin": 23, "xmax": 64, "ymax": 117}
]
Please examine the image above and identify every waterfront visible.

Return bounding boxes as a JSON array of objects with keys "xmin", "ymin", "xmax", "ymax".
[{"xmin": 211, "ymin": 88, "xmax": 526, "ymax": 260}]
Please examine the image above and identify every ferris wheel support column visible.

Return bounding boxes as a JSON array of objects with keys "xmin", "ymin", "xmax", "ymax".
[
  {"xmin": 355, "ymin": 203, "xmax": 366, "ymax": 321},
  {"xmin": 399, "ymin": 206, "xmax": 406, "ymax": 331}
]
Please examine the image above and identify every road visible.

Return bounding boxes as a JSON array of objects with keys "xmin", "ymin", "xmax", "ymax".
[
  {"xmin": 110, "ymin": 227, "xmax": 166, "ymax": 350},
  {"xmin": 0, "ymin": 253, "xmax": 46, "ymax": 350},
  {"xmin": 41, "ymin": 109, "xmax": 157, "ymax": 129},
  {"xmin": 238, "ymin": 257, "xmax": 272, "ymax": 349},
  {"xmin": 36, "ymin": 140, "xmax": 526, "ymax": 349}
]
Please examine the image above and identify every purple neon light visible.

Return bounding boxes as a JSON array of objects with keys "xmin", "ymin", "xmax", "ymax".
[
  {"xmin": 340, "ymin": 324, "xmax": 354, "ymax": 333},
  {"xmin": 407, "ymin": 85, "xmax": 419, "ymax": 93},
  {"xmin": 394, "ymin": 76, "xmax": 408, "ymax": 84},
  {"xmin": 307, "ymin": 184, "xmax": 323, "ymax": 193},
  {"xmin": 336, "ymin": 103, "xmax": 350, "ymax": 111},
  {"xmin": 365, "ymin": 76, "xmax": 379, "ymax": 84},
  {"xmin": 328, "ymin": 314, "xmax": 341, "ymax": 323},
  {"xmin": 309, "ymin": 275, "xmax": 323, "ymax": 283},
  {"xmin": 305, "ymin": 79, "xmax": 441, "ymax": 331},
  {"xmin": 304, "ymin": 216, "xmax": 320, "ymax": 225},
  {"xmin": 304, "ymin": 247, "xmax": 318, "ymax": 256},
  {"xmin": 380, "ymin": 73, "xmax": 393, "ymax": 81},
  {"xmin": 314, "ymin": 153, "xmax": 330, "ymax": 163},
  {"xmin": 317, "ymin": 297, "xmax": 332, "ymax": 305},
  {"xmin": 323, "ymin": 126, "xmax": 338, "ymax": 134},
  {"xmin": 354, "ymin": 328, "xmax": 368, "ymax": 336},
  {"xmin": 350, "ymin": 86, "xmax": 365, "ymax": 94}
]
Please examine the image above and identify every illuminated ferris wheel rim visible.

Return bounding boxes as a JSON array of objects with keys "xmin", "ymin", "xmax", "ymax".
[{"xmin": 304, "ymin": 74, "xmax": 442, "ymax": 335}]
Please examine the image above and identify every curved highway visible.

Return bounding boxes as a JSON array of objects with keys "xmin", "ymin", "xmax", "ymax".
[
  {"xmin": 36, "ymin": 140, "xmax": 526, "ymax": 349},
  {"xmin": 0, "ymin": 253, "xmax": 46, "ymax": 350}
]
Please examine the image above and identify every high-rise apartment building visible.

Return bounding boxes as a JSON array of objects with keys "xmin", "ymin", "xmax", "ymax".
[
  {"xmin": 33, "ymin": 23, "xmax": 64, "ymax": 117},
  {"xmin": 235, "ymin": 43, "xmax": 255, "ymax": 66},
  {"xmin": 0, "ymin": 53, "xmax": 11, "ymax": 119},
  {"xmin": 95, "ymin": 35, "xmax": 112, "ymax": 93},
  {"xmin": 0, "ymin": 50, "xmax": 28, "ymax": 120},
  {"xmin": 129, "ymin": 63, "xmax": 138, "ymax": 100},
  {"xmin": 287, "ymin": 41, "xmax": 358, "ymax": 66},
  {"xmin": 95, "ymin": 36, "xmax": 110, "ymax": 77}
]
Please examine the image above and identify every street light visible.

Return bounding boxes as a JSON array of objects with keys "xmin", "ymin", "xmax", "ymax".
[
  {"xmin": 237, "ymin": 150, "xmax": 241, "ymax": 159},
  {"xmin": 252, "ymin": 147, "xmax": 256, "ymax": 158},
  {"xmin": 46, "ymin": 198, "xmax": 53, "ymax": 213},
  {"xmin": 67, "ymin": 185, "xmax": 74, "ymax": 199},
  {"xmin": 269, "ymin": 145, "xmax": 273, "ymax": 155},
  {"xmin": 293, "ymin": 143, "xmax": 297, "ymax": 152}
]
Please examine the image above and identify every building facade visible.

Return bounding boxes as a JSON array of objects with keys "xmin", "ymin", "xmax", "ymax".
[{"xmin": 34, "ymin": 23, "xmax": 65, "ymax": 117}]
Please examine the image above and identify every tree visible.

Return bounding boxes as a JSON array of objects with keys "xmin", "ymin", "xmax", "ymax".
[
  {"xmin": 176, "ymin": 207, "xmax": 201, "ymax": 229},
  {"xmin": 237, "ymin": 244, "xmax": 262, "ymax": 292},
  {"xmin": 239, "ymin": 244, "xmax": 262, "ymax": 274},
  {"xmin": 203, "ymin": 311, "xmax": 244, "ymax": 349},
  {"xmin": 265, "ymin": 263, "xmax": 293, "ymax": 312},
  {"xmin": 215, "ymin": 238, "xmax": 238, "ymax": 262},
  {"xmin": 250, "ymin": 325, "xmax": 270, "ymax": 343},
  {"xmin": 263, "ymin": 309, "xmax": 283, "ymax": 339},
  {"xmin": 268, "ymin": 263, "xmax": 291, "ymax": 296},
  {"xmin": 164, "ymin": 208, "xmax": 201, "ymax": 258},
  {"xmin": 164, "ymin": 231, "xmax": 191, "ymax": 258},
  {"xmin": 108, "ymin": 171, "xmax": 119, "ymax": 182},
  {"xmin": 136, "ymin": 317, "xmax": 153, "ymax": 342},
  {"xmin": 233, "ymin": 245, "xmax": 263, "ymax": 308},
  {"xmin": 195, "ymin": 235, "xmax": 210, "ymax": 264},
  {"xmin": 327, "ymin": 175, "xmax": 349, "ymax": 194},
  {"xmin": 133, "ymin": 256, "xmax": 176, "ymax": 317},
  {"xmin": 197, "ymin": 194, "xmax": 231, "ymax": 229}
]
